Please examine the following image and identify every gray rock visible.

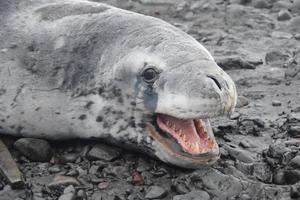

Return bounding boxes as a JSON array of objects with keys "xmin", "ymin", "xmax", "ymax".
[
  {"xmin": 224, "ymin": 145, "xmax": 254, "ymax": 163},
  {"xmin": 236, "ymin": 96, "xmax": 250, "ymax": 108},
  {"xmin": 291, "ymin": 182, "xmax": 300, "ymax": 199},
  {"xmin": 64, "ymin": 185, "xmax": 75, "ymax": 194},
  {"xmin": 295, "ymin": 33, "xmax": 300, "ymax": 40},
  {"xmin": 230, "ymin": 112, "xmax": 240, "ymax": 120},
  {"xmin": 216, "ymin": 56, "xmax": 256, "ymax": 70},
  {"xmin": 58, "ymin": 193, "xmax": 76, "ymax": 200},
  {"xmin": 239, "ymin": 140, "xmax": 258, "ymax": 148},
  {"xmin": 273, "ymin": 1, "xmax": 292, "ymax": 11},
  {"xmin": 288, "ymin": 126, "xmax": 300, "ymax": 137},
  {"xmin": 290, "ymin": 156, "xmax": 300, "ymax": 168},
  {"xmin": 272, "ymin": 100, "xmax": 282, "ymax": 106},
  {"xmin": 59, "ymin": 153, "xmax": 79, "ymax": 163},
  {"xmin": 265, "ymin": 50, "xmax": 290, "ymax": 66},
  {"xmin": 87, "ymin": 144, "xmax": 120, "ymax": 161},
  {"xmin": 271, "ymin": 31, "xmax": 293, "ymax": 39},
  {"xmin": 273, "ymin": 170, "xmax": 300, "ymax": 185},
  {"xmin": 238, "ymin": 118, "xmax": 264, "ymax": 136},
  {"xmin": 191, "ymin": 169, "xmax": 244, "ymax": 198},
  {"xmin": 289, "ymin": 16, "xmax": 300, "ymax": 33},
  {"xmin": 277, "ymin": 9, "xmax": 292, "ymax": 21},
  {"xmin": 88, "ymin": 165, "xmax": 99, "ymax": 175},
  {"xmin": 14, "ymin": 138, "xmax": 52, "ymax": 162},
  {"xmin": 48, "ymin": 166, "xmax": 61, "ymax": 174},
  {"xmin": 252, "ymin": 0, "xmax": 270, "ymax": 9},
  {"xmin": 267, "ymin": 143, "xmax": 290, "ymax": 159},
  {"xmin": 145, "ymin": 186, "xmax": 167, "ymax": 199},
  {"xmin": 173, "ymin": 190, "xmax": 210, "ymax": 200},
  {"xmin": 77, "ymin": 189, "xmax": 88, "ymax": 200},
  {"xmin": 48, "ymin": 175, "xmax": 80, "ymax": 190}
]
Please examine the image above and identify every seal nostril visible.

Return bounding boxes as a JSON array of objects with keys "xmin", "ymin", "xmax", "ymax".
[{"xmin": 207, "ymin": 76, "xmax": 222, "ymax": 90}]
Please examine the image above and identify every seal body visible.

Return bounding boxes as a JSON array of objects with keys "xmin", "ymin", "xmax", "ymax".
[{"xmin": 0, "ymin": 0, "xmax": 237, "ymax": 168}]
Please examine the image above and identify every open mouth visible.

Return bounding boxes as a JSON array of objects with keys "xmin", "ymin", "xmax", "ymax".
[{"xmin": 147, "ymin": 113, "xmax": 219, "ymax": 162}]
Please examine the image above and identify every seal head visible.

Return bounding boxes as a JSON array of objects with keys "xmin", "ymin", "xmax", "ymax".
[{"xmin": 112, "ymin": 16, "xmax": 237, "ymax": 168}]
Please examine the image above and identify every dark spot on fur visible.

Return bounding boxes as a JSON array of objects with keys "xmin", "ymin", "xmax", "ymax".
[
  {"xmin": 20, "ymin": 111, "xmax": 24, "ymax": 115},
  {"xmin": 72, "ymin": 117, "xmax": 76, "ymax": 119},
  {"xmin": 85, "ymin": 101, "xmax": 94, "ymax": 109},
  {"xmin": 130, "ymin": 102, "xmax": 136, "ymax": 106},
  {"xmin": 1, "ymin": 119, "xmax": 5, "ymax": 122},
  {"xmin": 10, "ymin": 125, "xmax": 15, "ymax": 129},
  {"xmin": 16, "ymin": 126, "xmax": 23, "ymax": 134},
  {"xmin": 55, "ymin": 112, "xmax": 61, "ymax": 115},
  {"xmin": 79, "ymin": 114, "xmax": 87, "ymax": 120},
  {"xmin": 35, "ymin": 107, "xmax": 41, "ymax": 111},
  {"xmin": 6, "ymin": 116, "xmax": 10, "ymax": 119},
  {"xmin": 96, "ymin": 116, "xmax": 103, "ymax": 122},
  {"xmin": 98, "ymin": 87, "xmax": 104, "ymax": 95},
  {"xmin": 118, "ymin": 97, "xmax": 123, "ymax": 104},
  {"xmin": 130, "ymin": 121, "xmax": 136, "ymax": 128},
  {"xmin": 103, "ymin": 121, "xmax": 109, "ymax": 128}
]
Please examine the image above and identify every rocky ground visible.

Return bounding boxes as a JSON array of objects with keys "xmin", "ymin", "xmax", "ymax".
[{"xmin": 1, "ymin": 0, "xmax": 300, "ymax": 199}]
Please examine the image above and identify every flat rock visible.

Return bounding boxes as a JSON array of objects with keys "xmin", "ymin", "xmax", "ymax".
[
  {"xmin": 252, "ymin": 0, "xmax": 270, "ymax": 9},
  {"xmin": 272, "ymin": 100, "xmax": 282, "ymax": 106},
  {"xmin": 265, "ymin": 50, "xmax": 290, "ymax": 66},
  {"xmin": 216, "ymin": 56, "xmax": 256, "ymax": 70},
  {"xmin": 236, "ymin": 96, "xmax": 250, "ymax": 108},
  {"xmin": 145, "ymin": 186, "xmax": 167, "ymax": 199},
  {"xmin": 173, "ymin": 190, "xmax": 210, "ymax": 200},
  {"xmin": 14, "ymin": 138, "xmax": 52, "ymax": 162},
  {"xmin": 224, "ymin": 145, "xmax": 254, "ymax": 163},
  {"xmin": 48, "ymin": 175, "xmax": 80, "ymax": 190},
  {"xmin": 87, "ymin": 144, "xmax": 120, "ymax": 161},
  {"xmin": 0, "ymin": 139, "xmax": 24, "ymax": 189}
]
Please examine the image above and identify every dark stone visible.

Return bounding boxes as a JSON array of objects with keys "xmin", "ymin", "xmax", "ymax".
[
  {"xmin": 289, "ymin": 155, "xmax": 300, "ymax": 167},
  {"xmin": 87, "ymin": 144, "xmax": 120, "ymax": 161},
  {"xmin": 14, "ymin": 138, "xmax": 52, "ymax": 162},
  {"xmin": 145, "ymin": 186, "xmax": 167, "ymax": 199},
  {"xmin": 216, "ymin": 56, "xmax": 256, "ymax": 70}
]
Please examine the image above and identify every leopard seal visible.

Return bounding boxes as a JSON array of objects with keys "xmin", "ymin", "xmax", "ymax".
[{"xmin": 0, "ymin": 0, "xmax": 237, "ymax": 168}]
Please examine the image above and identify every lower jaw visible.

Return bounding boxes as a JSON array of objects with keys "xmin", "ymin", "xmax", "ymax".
[{"xmin": 146, "ymin": 119, "xmax": 220, "ymax": 167}]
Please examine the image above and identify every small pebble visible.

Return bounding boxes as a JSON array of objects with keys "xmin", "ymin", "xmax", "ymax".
[
  {"xmin": 132, "ymin": 171, "xmax": 144, "ymax": 186},
  {"xmin": 48, "ymin": 175, "xmax": 80, "ymax": 190},
  {"xmin": 272, "ymin": 100, "xmax": 282, "ymax": 106},
  {"xmin": 98, "ymin": 182, "xmax": 109, "ymax": 190},
  {"xmin": 145, "ymin": 186, "xmax": 167, "ymax": 199},
  {"xmin": 230, "ymin": 112, "xmax": 240, "ymax": 120}
]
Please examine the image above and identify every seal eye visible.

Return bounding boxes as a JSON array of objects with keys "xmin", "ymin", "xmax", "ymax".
[{"xmin": 141, "ymin": 67, "xmax": 159, "ymax": 83}]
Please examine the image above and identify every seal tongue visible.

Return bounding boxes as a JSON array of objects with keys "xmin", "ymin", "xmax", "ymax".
[{"xmin": 156, "ymin": 114, "xmax": 206, "ymax": 155}]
